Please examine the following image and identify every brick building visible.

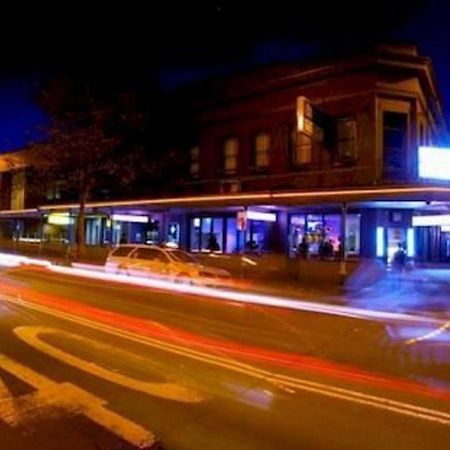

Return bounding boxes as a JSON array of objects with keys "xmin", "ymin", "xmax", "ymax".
[{"xmin": 1, "ymin": 44, "xmax": 450, "ymax": 268}]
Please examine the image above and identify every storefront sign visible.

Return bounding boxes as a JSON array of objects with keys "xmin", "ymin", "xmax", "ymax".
[
  {"xmin": 412, "ymin": 214, "xmax": 450, "ymax": 227},
  {"xmin": 237, "ymin": 211, "xmax": 247, "ymax": 231},
  {"xmin": 376, "ymin": 227, "xmax": 385, "ymax": 257},
  {"xmin": 111, "ymin": 214, "xmax": 149, "ymax": 223},
  {"xmin": 296, "ymin": 96, "xmax": 314, "ymax": 136},
  {"xmin": 247, "ymin": 210, "xmax": 277, "ymax": 222},
  {"xmin": 418, "ymin": 146, "xmax": 450, "ymax": 180},
  {"xmin": 47, "ymin": 213, "xmax": 74, "ymax": 226}
]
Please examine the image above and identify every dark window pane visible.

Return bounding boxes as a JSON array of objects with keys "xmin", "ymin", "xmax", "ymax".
[{"xmin": 383, "ymin": 112, "xmax": 408, "ymax": 174}]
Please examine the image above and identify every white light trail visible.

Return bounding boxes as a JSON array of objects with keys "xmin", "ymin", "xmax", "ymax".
[
  {"xmin": 49, "ymin": 265, "xmax": 439, "ymax": 325},
  {"xmin": 0, "ymin": 252, "xmax": 442, "ymax": 325}
]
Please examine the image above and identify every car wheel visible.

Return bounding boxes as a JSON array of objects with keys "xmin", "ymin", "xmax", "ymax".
[{"xmin": 117, "ymin": 264, "xmax": 129, "ymax": 276}]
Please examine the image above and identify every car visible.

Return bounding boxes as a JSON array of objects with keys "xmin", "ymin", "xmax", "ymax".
[{"xmin": 104, "ymin": 244, "xmax": 232, "ymax": 287}]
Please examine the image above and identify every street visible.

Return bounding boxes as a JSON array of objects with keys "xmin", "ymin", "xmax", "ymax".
[{"xmin": 0, "ymin": 264, "xmax": 449, "ymax": 450}]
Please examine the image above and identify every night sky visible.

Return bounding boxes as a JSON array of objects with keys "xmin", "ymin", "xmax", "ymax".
[{"xmin": 1, "ymin": 1, "xmax": 449, "ymax": 152}]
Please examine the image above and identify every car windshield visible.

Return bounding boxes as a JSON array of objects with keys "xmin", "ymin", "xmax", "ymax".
[{"xmin": 167, "ymin": 249, "xmax": 198, "ymax": 264}]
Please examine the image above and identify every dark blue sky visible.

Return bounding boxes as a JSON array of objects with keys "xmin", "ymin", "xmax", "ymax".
[
  {"xmin": 1, "ymin": 1, "xmax": 449, "ymax": 153},
  {"xmin": 0, "ymin": 79, "xmax": 48, "ymax": 152}
]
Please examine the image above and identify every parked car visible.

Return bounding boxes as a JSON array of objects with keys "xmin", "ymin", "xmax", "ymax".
[{"xmin": 104, "ymin": 244, "xmax": 232, "ymax": 287}]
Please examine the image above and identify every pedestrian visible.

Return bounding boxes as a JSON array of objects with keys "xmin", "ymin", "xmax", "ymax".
[
  {"xmin": 297, "ymin": 236, "xmax": 309, "ymax": 259},
  {"xmin": 207, "ymin": 234, "xmax": 220, "ymax": 252},
  {"xmin": 392, "ymin": 243, "xmax": 407, "ymax": 272}
]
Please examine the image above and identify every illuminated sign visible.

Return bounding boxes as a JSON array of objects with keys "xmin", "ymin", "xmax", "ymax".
[
  {"xmin": 237, "ymin": 211, "xmax": 247, "ymax": 230},
  {"xmin": 47, "ymin": 213, "xmax": 74, "ymax": 226},
  {"xmin": 407, "ymin": 228, "xmax": 415, "ymax": 257},
  {"xmin": 111, "ymin": 214, "xmax": 149, "ymax": 224},
  {"xmin": 412, "ymin": 214, "xmax": 450, "ymax": 227},
  {"xmin": 296, "ymin": 96, "xmax": 314, "ymax": 136},
  {"xmin": 418, "ymin": 146, "xmax": 450, "ymax": 180},
  {"xmin": 247, "ymin": 210, "xmax": 277, "ymax": 222},
  {"xmin": 376, "ymin": 227, "xmax": 385, "ymax": 257}
]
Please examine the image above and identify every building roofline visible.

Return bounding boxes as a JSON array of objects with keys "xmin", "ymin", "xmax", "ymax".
[{"xmin": 173, "ymin": 44, "xmax": 444, "ymax": 111}]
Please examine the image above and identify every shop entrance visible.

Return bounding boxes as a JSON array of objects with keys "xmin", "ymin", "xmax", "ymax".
[{"xmin": 386, "ymin": 227, "xmax": 406, "ymax": 264}]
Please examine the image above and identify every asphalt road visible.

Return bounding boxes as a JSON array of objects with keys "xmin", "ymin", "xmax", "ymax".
[{"xmin": 0, "ymin": 265, "xmax": 449, "ymax": 450}]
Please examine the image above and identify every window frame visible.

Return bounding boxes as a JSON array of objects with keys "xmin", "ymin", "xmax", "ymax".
[
  {"xmin": 382, "ymin": 111, "xmax": 409, "ymax": 175},
  {"xmin": 291, "ymin": 131, "xmax": 312, "ymax": 167},
  {"xmin": 222, "ymin": 137, "xmax": 239, "ymax": 175},
  {"xmin": 189, "ymin": 146, "xmax": 200, "ymax": 178},
  {"xmin": 336, "ymin": 117, "xmax": 357, "ymax": 162},
  {"xmin": 251, "ymin": 131, "xmax": 271, "ymax": 170}
]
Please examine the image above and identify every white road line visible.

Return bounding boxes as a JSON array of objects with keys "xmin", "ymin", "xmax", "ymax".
[
  {"xmin": 14, "ymin": 326, "xmax": 203, "ymax": 403},
  {"xmin": 406, "ymin": 320, "xmax": 450, "ymax": 345},
  {"xmin": 0, "ymin": 354, "xmax": 157, "ymax": 449},
  {"xmin": 3, "ymin": 293, "xmax": 450, "ymax": 427}
]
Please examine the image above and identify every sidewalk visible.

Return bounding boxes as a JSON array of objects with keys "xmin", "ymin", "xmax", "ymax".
[{"xmin": 346, "ymin": 269, "xmax": 450, "ymax": 318}]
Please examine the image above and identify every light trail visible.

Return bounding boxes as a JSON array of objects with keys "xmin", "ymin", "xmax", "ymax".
[
  {"xmin": 50, "ymin": 264, "xmax": 442, "ymax": 325},
  {"xmin": 0, "ymin": 251, "xmax": 442, "ymax": 325},
  {"xmin": 1, "ymin": 285, "xmax": 450, "ymax": 403},
  {"xmin": 2, "ymin": 292, "xmax": 450, "ymax": 426}
]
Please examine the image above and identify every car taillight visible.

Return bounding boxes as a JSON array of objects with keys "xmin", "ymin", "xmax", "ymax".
[{"xmin": 199, "ymin": 271, "xmax": 215, "ymax": 278}]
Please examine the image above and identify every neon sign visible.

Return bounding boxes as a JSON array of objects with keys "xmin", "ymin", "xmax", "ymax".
[{"xmin": 418, "ymin": 146, "xmax": 450, "ymax": 180}]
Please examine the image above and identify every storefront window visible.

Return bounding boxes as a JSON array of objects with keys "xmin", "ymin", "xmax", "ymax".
[
  {"xmin": 288, "ymin": 213, "xmax": 360, "ymax": 259},
  {"xmin": 346, "ymin": 214, "xmax": 361, "ymax": 255},
  {"xmin": 145, "ymin": 220, "xmax": 160, "ymax": 244},
  {"xmin": 323, "ymin": 215, "xmax": 341, "ymax": 253},
  {"xmin": 190, "ymin": 216, "xmax": 224, "ymax": 253},
  {"xmin": 245, "ymin": 221, "xmax": 266, "ymax": 253},
  {"xmin": 226, "ymin": 218, "xmax": 238, "ymax": 253},
  {"xmin": 189, "ymin": 215, "xmax": 272, "ymax": 255},
  {"xmin": 201, "ymin": 217, "xmax": 212, "ymax": 251},
  {"xmin": 190, "ymin": 217, "xmax": 201, "ymax": 252},
  {"xmin": 167, "ymin": 223, "xmax": 180, "ymax": 246},
  {"xmin": 289, "ymin": 215, "xmax": 305, "ymax": 258},
  {"xmin": 212, "ymin": 218, "xmax": 224, "ymax": 252},
  {"xmin": 86, "ymin": 218, "xmax": 102, "ymax": 245},
  {"xmin": 306, "ymin": 214, "xmax": 323, "ymax": 255},
  {"xmin": 112, "ymin": 222, "xmax": 122, "ymax": 245}
]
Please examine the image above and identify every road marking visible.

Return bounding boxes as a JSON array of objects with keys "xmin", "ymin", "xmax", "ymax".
[
  {"xmin": 3, "ymin": 293, "xmax": 450, "ymax": 427},
  {"xmin": 406, "ymin": 320, "xmax": 450, "ymax": 345},
  {"xmin": 0, "ymin": 377, "xmax": 23, "ymax": 426},
  {"xmin": 14, "ymin": 326, "xmax": 203, "ymax": 403},
  {"xmin": 0, "ymin": 354, "xmax": 157, "ymax": 448}
]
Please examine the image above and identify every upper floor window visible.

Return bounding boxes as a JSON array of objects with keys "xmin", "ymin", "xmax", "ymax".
[
  {"xmin": 46, "ymin": 181, "xmax": 63, "ymax": 201},
  {"xmin": 223, "ymin": 138, "xmax": 238, "ymax": 175},
  {"xmin": 291, "ymin": 130, "xmax": 312, "ymax": 166},
  {"xmin": 190, "ymin": 146, "xmax": 200, "ymax": 178},
  {"xmin": 10, "ymin": 170, "xmax": 25, "ymax": 211},
  {"xmin": 383, "ymin": 111, "xmax": 408, "ymax": 175},
  {"xmin": 252, "ymin": 132, "xmax": 270, "ymax": 168},
  {"xmin": 337, "ymin": 117, "xmax": 357, "ymax": 160}
]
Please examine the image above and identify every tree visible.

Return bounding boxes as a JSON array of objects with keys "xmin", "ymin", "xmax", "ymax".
[{"xmin": 28, "ymin": 80, "xmax": 149, "ymax": 259}]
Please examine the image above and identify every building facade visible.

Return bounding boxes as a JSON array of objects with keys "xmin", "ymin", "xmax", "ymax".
[{"xmin": 1, "ymin": 44, "xmax": 450, "ymax": 268}]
